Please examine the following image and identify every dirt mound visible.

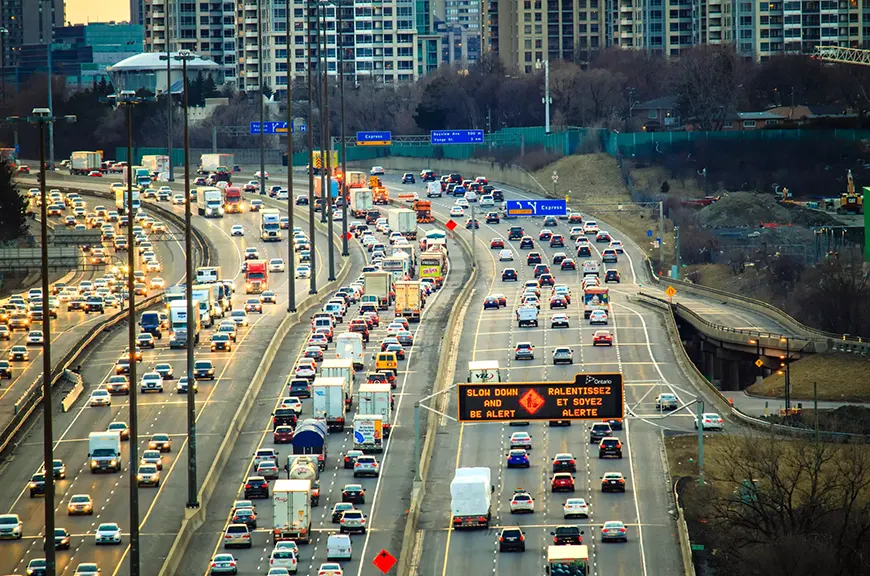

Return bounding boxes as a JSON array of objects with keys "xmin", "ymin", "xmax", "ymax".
[{"xmin": 698, "ymin": 192, "xmax": 790, "ymax": 228}]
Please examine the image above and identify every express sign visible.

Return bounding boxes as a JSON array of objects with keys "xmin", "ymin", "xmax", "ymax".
[{"xmin": 457, "ymin": 373, "xmax": 624, "ymax": 422}]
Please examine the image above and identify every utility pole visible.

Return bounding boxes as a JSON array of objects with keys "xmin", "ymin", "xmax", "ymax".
[
  {"xmin": 338, "ymin": 0, "xmax": 349, "ymax": 257},
  {"xmin": 658, "ymin": 201, "xmax": 664, "ymax": 268},
  {"xmin": 47, "ymin": 45, "xmax": 55, "ymax": 169},
  {"xmin": 165, "ymin": 13, "xmax": 173, "ymax": 181},
  {"xmin": 319, "ymin": 2, "xmax": 328, "ymax": 225},
  {"xmin": 470, "ymin": 202, "xmax": 476, "ymax": 268},
  {"xmin": 257, "ymin": 0, "xmax": 266, "ymax": 196},
  {"xmin": 286, "ymin": 23, "xmax": 296, "ymax": 312},
  {"xmin": 307, "ymin": 0, "xmax": 317, "ymax": 295},
  {"xmin": 696, "ymin": 400, "xmax": 705, "ymax": 486}
]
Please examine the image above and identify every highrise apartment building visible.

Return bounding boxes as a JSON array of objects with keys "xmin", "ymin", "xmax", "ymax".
[
  {"xmin": 2, "ymin": 0, "xmax": 64, "ymax": 70},
  {"xmin": 433, "ymin": 0, "xmax": 481, "ymax": 64}
]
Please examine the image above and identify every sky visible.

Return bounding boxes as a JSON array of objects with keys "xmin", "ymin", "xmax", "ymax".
[{"xmin": 65, "ymin": 0, "xmax": 130, "ymax": 25}]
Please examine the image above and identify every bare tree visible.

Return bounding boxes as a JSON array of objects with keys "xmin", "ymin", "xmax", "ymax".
[{"xmin": 671, "ymin": 45, "xmax": 740, "ymax": 130}]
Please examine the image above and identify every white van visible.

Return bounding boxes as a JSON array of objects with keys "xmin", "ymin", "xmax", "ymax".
[
  {"xmin": 516, "ymin": 306, "xmax": 539, "ymax": 328},
  {"xmin": 336, "ymin": 332, "xmax": 365, "ymax": 370},
  {"xmin": 582, "ymin": 261, "xmax": 600, "ymax": 277},
  {"xmin": 196, "ymin": 267, "xmax": 220, "ymax": 284},
  {"xmin": 326, "ymin": 534, "xmax": 352, "ymax": 560}
]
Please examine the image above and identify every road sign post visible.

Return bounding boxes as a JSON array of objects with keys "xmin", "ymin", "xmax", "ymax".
[{"xmin": 552, "ymin": 170, "xmax": 558, "ymax": 198}]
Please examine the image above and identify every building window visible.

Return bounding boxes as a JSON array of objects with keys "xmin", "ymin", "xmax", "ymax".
[
  {"xmin": 743, "ymin": 120, "xmax": 756, "ymax": 127},
  {"xmin": 723, "ymin": 121, "xmax": 733, "ymax": 128},
  {"xmin": 648, "ymin": 109, "xmax": 657, "ymax": 119}
]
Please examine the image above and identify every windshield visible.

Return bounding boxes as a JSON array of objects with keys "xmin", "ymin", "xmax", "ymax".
[
  {"xmin": 248, "ymin": 272, "xmax": 265, "ymax": 280},
  {"xmin": 263, "ymin": 223, "xmax": 279, "ymax": 230},
  {"xmin": 92, "ymin": 448, "xmax": 116, "ymax": 456}
]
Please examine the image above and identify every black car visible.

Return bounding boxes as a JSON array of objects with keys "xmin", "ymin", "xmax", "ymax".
[
  {"xmin": 295, "ymin": 195, "xmax": 309, "ymax": 205},
  {"xmin": 485, "ymin": 212, "xmax": 500, "ymax": 224},
  {"xmin": 605, "ymin": 269, "xmax": 621, "ymax": 283},
  {"xmin": 421, "ymin": 170, "xmax": 437, "ymax": 182},
  {"xmin": 508, "ymin": 227, "xmax": 524, "ymax": 240},
  {"xmin": 552, "ymin": 454, "xmax": 577, "ymax": 473},
  {"xmin": 288, "ymin": 378, "xmax": 311, "ymax": 398},
  {"xmin": 599, "ymin": 437, "xmax": 623, "ymax": 458},
  {"xmin": 85, "ymin": 297, "xmax": 105, "ymax": 314},
  {"xmin": 551, "ymin": 525, "xmax": 584, "ymax": 546},
  {"xmin": 589, "ymin": 423, "xmax": 613, "ymax": 443},
  {"xmin": 502, "ymin": 268, "xmax": 518, "ymax": 282},
  {"xmin": 272, "ymin": 408, "xmax": 298, "ymax": 429},
  {"xmin": 0, "ymin": 361, "xmax": 11, "ymax": 379},
  {"xmin": 498, "ymin": 527, "xmax": 526, "ymax": 552},
  {"xmin": 527, "ymin": 253, "xmax": 542, "ymax": 265},
  {"xmin": 552, "ymin": 253, "xmax": 566, "ymax": 265},
  {"xmin": 519, "ymin": 237, "xmax": 534, "ymax": 249},
  {"xmin": 193, "ymin": 360, "xmax": 215, "ymax": 380},
  {"xmin": 54, "ymin": 528, "xmax": 71, "ymax": 550},
  {"xmin": 29, "ymin": 473, "xmax": 50, "ymax": 497},
  {"xmin": 402, "ymin": 173, "xmax": 415, "ymax": 184},
  {"xmin": 492, "ymin": 189, "xmax": 504, "ymax": 202},
  {"xmin": 550, "ymin": 235, "xmax": 565, "ymax": 248},
  {"xmin": 243, "ymin": 476, "xmax": 270, "ymax": 499},
  {"xmin": 354, "ymin": 224, "xmax": 370, "ymax": 238},
  {"xmin": 341, "ymin": 484, "xmax": 366, "ymax": 504},
  {"xmin": 577, "ymin": 246, "xmax": 592, "ymax": 257},
  {"xmin": 449, "ymin": 173, "xmax": 463, "ymax": 184}
]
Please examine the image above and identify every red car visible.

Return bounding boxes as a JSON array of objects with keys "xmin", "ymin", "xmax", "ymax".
[
  {"xmin": 16, "ymin": 165, "xmax": 30, "ymax": 174},
  {"xmin": 551, "ymin": 473, "xmax": 575, "ymax": 492},
  {"xmin": 593, "ymin": 331, "xmax": 613, "ymax": 346},
  {"xmin": 88, "ymin": 170, "xmax": 103, "ymax": 177},
  {"xmin": 490, "ymin": 238, "xmax": 504, "ymax": 249},
  {"xmin": 550, "ymin": 296, "xmax": 568, "ymax": 309},
  {"xmin": 366, "ymin": 372, "xmax": 393, "ymax": 386},
  {"xmin": 364, "ymin": 311, "xmax": 380, "ymax": 327},
  {"xmin": 349, "ymin": 320, "xmax": 369, "ymax": 342},
  {"xmin": 568, "ymin": 213, "xmax": 583, "ymax": 224},
  {"xmin": 273, "ymin": 425, "xmax": 294, "ymax": 443}
]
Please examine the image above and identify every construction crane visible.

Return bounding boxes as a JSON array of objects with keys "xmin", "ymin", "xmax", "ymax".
[{"xmin": 813, "ymin": 45, "xmax": 870, "ymax": 66}]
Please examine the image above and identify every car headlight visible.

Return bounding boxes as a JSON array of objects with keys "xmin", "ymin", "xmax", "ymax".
[
  {"xmin": 137, "ymin": 474, "xmax": 143, "ymax": 480},
  {"xmin": 29, "ymin": 482, "xmax": 36, "ymax": 488},
  {"xmin": 110, "ymin": 459, "xmax": 117, "ymax": 466}
]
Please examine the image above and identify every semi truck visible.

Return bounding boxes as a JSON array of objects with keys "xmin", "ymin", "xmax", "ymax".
[
  {"xmin": 358, "ymin": 382, "xmax": 392, "ymax": 438},
  {"xmin": 546, "ymin": 545, "xmax": 589, "ymax": 575},
  {"xmin": 223, "ymin": 187, "xmax": 243, "ymax": 213},
  {"xmin": 261, "ymin": 208, "xmax": 281, "ymax": 241},
  {"xmin": 450, "ymin": 467, "xmax": 492, "ymax": 529},
  {"xmin": 88, "ymin": 431, "xmax": 122, "ymax": 473},
  {"xmin": 352, "ymin": 415, "xmax": 385, "ymax": 453},
  {"xmin": 311, "ymin": 377, "xmax": 346, "ymax": 431},
  {"xmin": 69, "ymin": 151, "xmax": 102, "ymax": 175},
  {"xmin": 245, "ymin": 260, "xmax": 268, "ymax": 293},
  {"xmin": 387, "ymin": 208, "xmax": 417, "ymax": 239},
  {"xmin": 287, "ymin": 455, "xmax": 321, "ymax": 507},
  {"xmin": 169, "ymin": 299, "xmax": 201, "ymax": 348},
  {"xmin": 320, "ymin": 358, "xmax": 354, "ymax": 406},
  {"xmin": 141, "ymin": 155, "xmax": 169, "ymax": 175},
  {"xmin": 200, "ymin": 153, "xmax": 234, "ymax": 173},
  {"xmin": 192, "ymin": 283, "xmax": 224, "ymax": 320},
  {"xmin": 272, "ymin": 479, "xmax": 312, "ymax": 544},
  {"xmin": 131, "ymin": 167, "xmax": 152, "ymax": 190},
  {"xmin": 349, "ymin": 188, "xmax": 373, "ymax": 217},
  {"xmin": 394, "ymin": 280, "xmax": 423, "ymax": 321},
  {"xmin": 363, "ymin": 271, "xmax": 392, "ymax": 310},
  {"xmin": 114, "ymin": 187, "xmax": 141, "ymax": 215},
  {"xmin": 199, "ymin": 188, "xmax": 224, "ymax": 218}
]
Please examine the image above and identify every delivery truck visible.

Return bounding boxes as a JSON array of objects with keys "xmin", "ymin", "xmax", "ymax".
[
  {"xmin": 363, "ymin": 271, "xmax": 392, "ymax": 310},
  {"xmin": 450, "ymin": 467, "xmax": 493, "ymax": 529},
  {"xmin": 387, "ymin": 208, "xmax": 417, "ymax": 239},
  {"xmin": 394, "ymin": 280, "xmax": 423, "ymax": 321},
  {"xmin": 546, "ymin": 545, "xmax": 589, "ymax": 575},
  {"xmin": 312, "ymin": 377, "xmax": 346, "ymax": 431},
  {"xmin": 320, "ymin": 358, "xmax": 354, "ymax": 406},
  {"xmin": 200, "ymin": 153, "xmax": 234, "ymax": 173},
  {"xmin": 141, "ymin": 154, "xmax": 169, "ymax": 175},
  {"xmin": 467, "ymin": 360, "xmax": 502, "ymax": 383},
  {"xmin": 169, "ymin": 299, "xmax": 201, "ymax": 348},
  {"xmin": 346, "ymin": 171, "xmax": 366, "ymax": 189},
  {"xmin": 287, "ymin": 455, "xmax": 320, "ymax": 507},
  {"xmin": 335, "ymin": 332, "xmax": 365, "ymax": 370},
  {"xmin": 69, "ymin": 151, "xmax": 102, "ymax": 175},
  {"xmin": 272, "ymin": 479, "xmax": 312, "ymax": 543},
  {"xmin": 88, "ymin": 431, "xmax": 122, "ymax": 473},
  {"xmin": 352, "ymin": 415, "xmax": 385, "ymax": 453},
  {"xmin": 349, "ymin": 188, "xmax": 373, "ymax": 217},
  {"xmin": 358, "ymin": 382, "xmax": 392, "ymax": 438},
  {"xmin": 114, "ymin": 187, "xmax": 140, "ymax": 215}
]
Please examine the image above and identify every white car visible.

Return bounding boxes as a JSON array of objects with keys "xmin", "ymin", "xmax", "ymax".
[
  {"xmin": 140, "ymin": 372, "xmax": 164, "ymax": 393},
  {"xmin": 509, "ymin": 490, "xmax": 535, "ymax": 513},
  {"xmin": 254, "ymin": 170, "xmax": 269, "ymax": 179},
  {"xmin": 269, "ymin": 548, "xmax": 297, "ymax": 572},
  {"xmin": 231, "ymin": 225, "xmax": 244, "ymax": 237},
  {"xmin": 583, "ymin": 221, "xmax": 600, "ymax": 234},
  {"xmin": 695, "ymin": 413, "xmax": 725, "ymax": 430},
  {"xmin": 509, "ymin": 431, "xmax": 532, "ymax": 449},
  {"xmin": 464, "ymin": 191, "xmax": 478, "ymax": 203},
  {"xmin": 295, "ymin": 361, "xmax": 316, "ymax": 379},
  {"xmin": 230, "ymin": 310, "xmax": 248, "ymax": 327},
  {"xmin": 172, "ymin": 194, "xmax": 185, "ymax": 205},
  {"xmin": 563, "ymin": 498, "xmax": 590, "ymax": 518},
  {"xmin": 333, "ymin": 209, "xmax": 344, "ymax": 221},
  {"xmin": 89, "ymin": 389, "xmax": 112, "ymax": 407},
  {"xmin": 455, "ymin": 198, "xmax": 469, "ymax": 208},
  {"xmin": 370, "ymin": 166, "xmax": 385, "ymax": 176},
  {"xmin": 498, "ymin": 249, "xmax": 513, "ymax": 261},
  {"xmin": 146, "ymin": 260, "xmax": 162, "ymax": 273},
  {"xmin": 268, "ymin": 258, "xmax": 286, "ymax": 273},
  {"xmin": 296, "ymin": 265, "xmax": 311, "ymax": 279},
  {"xmin": 449, "ymin": 206, "xmax": 464, "ymax": 218},
  {"xmin": 94, "ymin": 522, "xmax": 122, "ymax": 545},
  {"xmin": 589, "ymin": 310, "xmax": 608, "ymax": 325},
  {"xmin": 480, "ymin": 195, "xmax": 494, "ymax": 206},
  {"xmin": 150, "ymin": 277, "xmax": 165, "ymax": 290},
  {"xmin": 276, "ymin": 190, "xmax": 289, "ymax": 200},
  {"xmin": 280, "ymin": 396, "xmax": 303, "ymax": 414},
  {"xmin": 317, "ymin": 564, "xmax": 343, "ymax": 576},
  {"xmin": 26, "ymin": 330, "xmax": 44, "ymax": 345},
  {"xmin": 610, "ymin": 240, "xmax": 624, "ymax": 253}
]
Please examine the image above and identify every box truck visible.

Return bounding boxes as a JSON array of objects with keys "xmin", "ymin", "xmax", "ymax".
[
  {"xmin": 320, "ymin": 358, "xmax": 354, "ymax": 406},
  {"xmin": 141, "ymin": 155, "xmax": 169, "ymax": 175},
  {"xmin": 200, "ymin": 153, "xmax": 234, "ymax": 173},
  {"xmin": 312, "ymin": 377, "xmax": 346, "ymax": 431},
  {"xmin": 363, "ymin": 271, "xmax": 392, "ymax": 310},
  {"xmin": 358, "ymin": 382, "xmax": 392, "ymax": 438},
  {"xmin": 169, "ymin": 299, "xmax": 201, "ymax": 348},
  {"xmin": 114, "ymin": 187, "xmax": 140, "ymax": 215},
  {"xmin": 335, "ymin": 332, "xmax": 365, "ymax": 370},
  {"xmin": 450, "ymin": 467, "xmax": 492, "ymax": 528},
  {"xmin": 88, "ymin": 431, "xmax": 122, "ymax": 473},
  {"xmin": 272, "ymin": 479, "xmax": 312, "ymax": 543},
  {"xmin": 387, "ymin": 208, "xmax": 417, "ymax": 239},
  {"xmin": 349, "ymin": 188, "xmax": 373, "ymax": 217},
  {"xmin": 394, "ymin": 280, "xmax": 423, "ymax": 321},
  {"xmin": 69, "ymin": 151, "xmax": 102, "ymax": 175},
  {"xmin": 352, "ymin": 415, "xmax": 385, "ymax": 453},
  {"xmin": 467, "ymin": 360, "xmax": 502, "ymax": 383},
  {"xmin": 546, "ymin": 545, "xmax": 589, "ymax": 575},
  {"xmin": 346, "ymin": 171, "xmax": 367, "ymax": 189}
]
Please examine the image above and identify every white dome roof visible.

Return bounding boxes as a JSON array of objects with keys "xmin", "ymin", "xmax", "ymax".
[{"xmin": 107, "ymin": 52, "xmax": 220, "ymax": 73}]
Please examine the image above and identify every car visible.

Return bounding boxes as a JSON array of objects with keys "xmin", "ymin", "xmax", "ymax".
[
  {"xmin": 550, "ymin": 295, "xmax": 568, "ymax": 309},
  {"xmin": 506, "ymin": 449, "xmax": 530, "ymax": 468},
  {"xmin": 89, "ymin": 389, "xmax": 112, "ymax": 407},
  {"xmin": 498, "ymin": 249, "xmax": 513, "ymax": 261},
  {"xmin": 552, "ymin": 453, "xmax": 577, "ymax": 472},
  {"xmin": 560, "ymin": 258, "xmax": 576, "ymax": 271},
  {"xmin": 296, "ymin": 264, "xmax": 312, "ymax": 279},
  {"xmin": 483, "ymin": 296, "xmax": 500, "ymax": 310},
  {"xmin": 604, "ymin": 269, "xmax": 621, "ymax": 283},
  {"xmin": 695, "ymin": 412, "xmax": 725, "ymax": 430},
  {"xmin": 67, "ymin": 494, "xmax": 94, "ymax": 515},
  {"xmin": 589, "ymin": 422, "xmax": 612, "ymax": 443},
  {"xmin": 257, "ymin": 460, "xmax": 280, "ymax": 480},
  {"xmin": 514, "ymin": 342, "xmax": 534, "ymax": 360},
  {"xmin": 553, "ymin": 347, "xmax": 573, "ymax": 365},
  {"xmin": 596, "ymin": 230, "xmax": 612, "ymax": 243},
  {"xmin": 136, "ymin": 332, "xmax": 155, "ymax": 349},
  {"xmin": 260, "ymin": 290, "xmax": 277, "ymax": 304},
  {"xmin": 509, "ymin": 431, "xmax": 532, "ymax": 449},
  {"xmin": 550, "ymin": 234, "xmax": 565, "ymax": 247},
  {"xmin": 519, "ymin": 236, "xmax": 534, "ymax": 249},
  {"xmin": 273, "ymin": 424, "xmax": 294, "ymax": 443},
  {"xmin": 72, "ymin": 563, "xmax": 101, "ymax": 576},
  {"xmin": 449, "ymin": 206, "xmax": 464, "ymax": 218},
  {"xmin": 539, "ymin": 229, "xmax": 552, "ymax": 241},
  {"xmin": 551, "ymin": 473, "xmax": 575, "ymax": 492},
  {"xmin": 331, "ymin": 502, "xmax": 355, "ymax": 523},
  {"xmin": 94, "ymin": 522, "xmax": 122, "ymax": 545},
  {"xmin": 230, "ymin": 310, "xmax": 249, "ymax": 327},
  {"xmin": 243, "ymin": 476, "xmax": 270, "ymax": 499},
  {"xmin": 589, "ymin": 310, "xmax": 608, "ymax": 325},
  {"xmin": 655, "ymin": 393, "xmax": 679, "ymax": 411},
  {"xmin": 545, "ymin": 313, "xmax": 568, "ymax": 329},
  {"xmin": 28, "ymin": 471, "xmax": 51, "ymax": 497},
  {"xmin": 584, "ymin": 221, "xmax": 599, "ymax": 234},
  {"xmin": 244, "ymin": 298, "xmax": 263, "ymax": 314},
  {"xmin": 551, "ymin": 525, "xmax": 583, "ymax": 545},
  {"xmin": 195, "ymin": 359, "xmax": 217, "ymax": 380},
  {"xmin": 602, "ymin": 248, "xmax": 618, "ymax": 263},
  {"xmin": 172, "ymin": 194, "xmax": 185, "ymax": 205},
  {"xmin": 140, "ymin": 371, "xmax": 164, "ymax": 393},
  {"xmin": 209, "ymin": 553, "xmax": 238, "ymax": 574},
  {"xmin": 223, "ymin": 523, "xmax": 253, "ymax": 549},
  {"xmin": 485, "ymin": 211, "xmax": 499, "ymax": 223},
  {"xmin": 599, "ymin": 437, "xmax": 623, "ymax": 458},
  {"xmin": 107, "ymin": 421, "xmax": 130, "ymax": 441},
  {"xmin": 176, "ymin": 377, "xmax": 198, "ymax": 394},
  {"xmin": 401, "ymin": 172, "xmax": 416, "ymax": 184},
  {"xmin": 498, "ymin": 526, "xmax": 526, "ymax": 552},
  {"xmin": 465, "ymin": 218, "xmax": 479, "ymax": 229},
  {"xmin": 26, "ymin": 330, "xmax": 44, "ymax": 346},
  {"xmin": 502, "ymin": 268, "xmax": 518, "ymax": 282},
  {"xmin": 370, "ymin": 166, "xmax": 385, "ymax": 175},
  {"xmin": 211, "ymin": 333, "xmax": 233, "ymax": 352},
  {"xmin": 343, "ymin": 449, "xmax": 364, "ymax": 469},
  {"xmin": 563, "ymin": 498, "xmax": 590, "ymax": 519},
  {"xmin": 592, "ymin": 330, "xmax": 613, "ymax": 346},
  {"xmin": 317, "ymin": 563, "xmax": 344, "ymax": 576},
  {"xmin": 341, "ymin": 483, "xmax": 366, "ymax": 504},
  {"xmin": 526, "ymin": 252, "xmax": 542, "ymax": 265},
  {"xmin": 147, "ymin": 433, "xmax": 171, "ymax": 452},
  {"xmin": 509, "ymin": 489, "xmax": 535, "ymax": 513},
  {"xmin": 601, "ymin": 472, "xmax": 627, "ymax": 492},
  {"xmin": 140, "ymin": 449, "xmax": 163, "ymax": 470},
  {"xmin": 27, "ymin": 559, "xmax": 49, "ymax": 575},
  {"xmin": 230, "ymin": 224, "xmax": 244, "ymax": 236},
  {"xmin": 268, "ymin": 258, "xmax": 285, "ymax": 273}
]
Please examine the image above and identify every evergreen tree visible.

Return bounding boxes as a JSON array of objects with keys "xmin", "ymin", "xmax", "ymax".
[
  {"xmin": 202, "ymin": 74, "xmax": 219, "ymax": 99},
  {"xmin": 0, "ymin": 161, "xmax": 30, "ymax": 244}
]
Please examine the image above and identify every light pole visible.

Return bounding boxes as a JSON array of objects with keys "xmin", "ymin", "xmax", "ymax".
[
  {"xmin": 535, "ymin": 59, "xmax": 551, "ymax": 133},
  {"xmin": 257, "ymin": 0, "xmax": 267, "ymax": 197},
  {"xmin": 0, "ymin": 28, "xmax": 8, "ymax": 101},
  {"xmin": 321, "ymin": 0, "xmax": 335, "ymax": 281},
  {"xmin": 165, "ymin": 26, "xmax": 174, "ymax": 182},
  {"xmin": 161, "ymin": 49, "xmax": 198, "ymax": 507},
  {"xmin": 319, "ymin": 1, "xmax": 328, "ymax": 225},
  {"xmin": 9, "ymin": 107, "xmax": 76, "ymax": 576},
  {"xmin": 46, "ymin": 44, "xmax": 56, "ymax": 169},
  {"xmin": 286, "ymin": 14, "xmax": 296, "ymax": 312},
  {"xmin": 307, "ymin": 0, "xmax": 317, "ymax": 295},
  {"xmin": 337, "ymin": 0, "xmax": 348, "ymax": 257}
]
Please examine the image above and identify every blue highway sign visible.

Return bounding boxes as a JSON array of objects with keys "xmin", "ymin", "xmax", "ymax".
[
  {"xmin": 356, "ymin": 131, "xmax": 391, "ymax": 146},
  {"xmin": 430, "ymin": 129, "xmax": 484, "ymax": 145},
  {"xmin": 250, "ymin": 121, "xmax": 305, "ymax": 134},
  {"xmin": 505, "ymin": 199, "xmax": 567, "ymax": 217}
]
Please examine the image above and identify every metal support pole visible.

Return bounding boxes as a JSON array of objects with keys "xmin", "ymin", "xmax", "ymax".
[
  {"xmin": 181, "ymin": 57, "xmax": 199, "ymax": 508},
  {"xmin": 166, "ymin": 37, "xmax": 174, "ymax": 182},
  {"xmin": 470, "ymin": 202, "xmax": 476, "ymax": 268},
  {"xmin": 658, "ymin": 201, "xmax": 664, "ymax": 267},
  {"xmin": 414, "ymin": 403, "xmax": 421, "ymax": 482},
  {"xmin": 126, "ymin": 102, "xmax": 141, "ymax": 576},
  {"xmin": 258, "ymin": 0, "xmax": 266, "ymax": 196},
  {"xmin": 814, "ymin": 381, "xmax": 819, "ymax": 442},
  {"xmin": 47, "ymin": 46, "xmax": 55, "ymax": 169},
  {"xmin": 674, "ymin": 224, "xmax": 681, "ymax": 279},
  {"xmin": 543, "ymin": 59, "xmax": 550, "ymax": 133},
  {"xmin": 307, "ymin": 0, "xmax": 317, "ymax": 295},
  {"xmin": 1, "ymin": 30, "xmax": 6, "ymax": 102},
  {"xmin": 785, "ymin": 338, "xmax": 791, "ymax": 413},
  {"xmin": 696, "ymin": 400, "xmax": 705, "ymax": 486},
  {"xmin": 287, "ymin": 21, "xmax": 296, "ymax": 312},
  {"xmin": 338, "ymin": 0, "xmax": 348, "ymax": 257},
  {"xmin": 327, "ymin": 136, "xmax": 335, "ymax": 281},
  {"xmin": 211, "ymin": 126, "xmax": 217, "ymax": 153},
  {"xmin": 38, "ymin": 120, "xmax": 56, "ymax": 576},
  {"xmin": 319, "ymin": 2, "xmax": 328, "ymax": 225}
]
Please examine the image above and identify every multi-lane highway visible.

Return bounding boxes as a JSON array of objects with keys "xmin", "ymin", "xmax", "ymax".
[{"xmin": 0, "ymin": 171, "xmax": 347, "ymax": 576}]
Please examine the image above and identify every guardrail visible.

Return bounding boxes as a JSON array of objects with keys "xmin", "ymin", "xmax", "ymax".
[{"xmin": 0, "ymin": 188, "xmax": 211, "ymax": 455}]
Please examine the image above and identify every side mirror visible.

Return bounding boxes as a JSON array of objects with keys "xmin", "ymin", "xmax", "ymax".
[
  {"xmin": 550, "ymin": 531, "xmax": 555, "ymax": 536},
  {"xmin": 580, "ymin": 530, "xmax": 585, "ymax": 535}
]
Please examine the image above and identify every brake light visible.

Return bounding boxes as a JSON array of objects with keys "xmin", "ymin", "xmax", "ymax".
[
  {"xmin": 245, "ymin": 483, "xmax": 251, "ymax": 488},
  {"xmin": 569, "ymin": 459, "xmax": 576, "ymax": 465},
  {"xmin": 499, "ymin": 536, "xmax": 504, "ymax": 542},
  {"xmin": 554, "ymin": 536, "xmax": 559, "ymax": 543},
  {"xmin": 477, "ymin": 516, "xmax": 487, "ymax": 522}
]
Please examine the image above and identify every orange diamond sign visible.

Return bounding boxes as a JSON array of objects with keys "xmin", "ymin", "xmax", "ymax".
[{"xmin": 518, "ymin": 388, "xmax": 546, "ymax": 415}]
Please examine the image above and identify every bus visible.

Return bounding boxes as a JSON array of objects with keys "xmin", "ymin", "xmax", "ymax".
[{"xmin": 583, "ymin": 287, "xmax": 610, "ymax": 319}]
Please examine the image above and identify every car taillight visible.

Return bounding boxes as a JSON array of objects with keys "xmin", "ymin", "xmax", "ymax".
[
  {"xmin": 498, "ymin": 536, "xmax": 504, "ymax": 542},
  {"xmin": 554, "ymin": 536, "xmax": 559, "ymax": 543},
  {"xmin": 245, "ymin": 483, "xmax": 251, "ymax": 488},
  {"xmin": 619, "ymin": 528, "xmax": 626, "ymax": 533},
  {"xmin": 569, "ymin": 459, "xmax": 576, "ymax": 465}
]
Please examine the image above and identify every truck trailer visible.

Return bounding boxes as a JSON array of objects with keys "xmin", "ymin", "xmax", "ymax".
[
  {"xmin": 272, "ymin": 479, "xmax": 312, "ymax": 544},
  {"xmin": 450, "ymin": 467, "xmax": 492, "ymax": 529},
  {"xmin": 69, "ymin": 151, "xmax": 102, "ymax": 175}
]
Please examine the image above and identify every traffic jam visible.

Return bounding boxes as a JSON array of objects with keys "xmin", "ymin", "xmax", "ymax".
[{"xmin": 204, "ymin": 194, "xmax": 449, "ymax": 576}]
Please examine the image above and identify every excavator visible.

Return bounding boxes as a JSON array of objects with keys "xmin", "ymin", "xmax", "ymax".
[{"xmin": 838, "ymin": 170, "xmax": 864, "ymax": 214}]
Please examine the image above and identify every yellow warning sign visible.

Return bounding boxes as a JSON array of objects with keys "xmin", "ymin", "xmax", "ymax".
[
  {"xmin": 755, "ymin": 359, "xmax": 764, "ymax": 368},
  {"xmin": 665, "ymin": 286, "xmax": 677, "ymax": 298}
]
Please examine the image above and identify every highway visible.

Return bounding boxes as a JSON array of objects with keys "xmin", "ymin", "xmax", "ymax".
[
  {"xmin": 177, "ymin": 210, "xmax": 472, "ymax": 575},
  {"xmin": 0, "ymin": 171, "xmax": 344, "ymax": 576}
]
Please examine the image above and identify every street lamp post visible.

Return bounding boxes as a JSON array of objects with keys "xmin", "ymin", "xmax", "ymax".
[
  {"xmin": 286, "ymin": 24, "xmax": 296, "ymax": 312},
  {"xmin": 307, "ymin": 0, "xmax": 317, "ymax": 295},
  {"xmin": 319, "ymin": 1, "xmax": 329, "ymax": 226},
  {"xmin": 337, "ymin": 0, "xmax": 348, "ymax": 257},
  {"xmin": 165, "ymin": 36, "xmax": 174, "ymax": 182},
  {"xmin": 321, "ymin": 1, "xmax": 335, "ymax": 281},
  {"xmin": 535, "ymin": 59, "xmax": 551, "ymax": 133},
  {"xmin": 257, "ymin": 0, "xmax": 266, "ymax": 196},
  {"xmin": 0, "ymin": 28, "xmax": 8, "ymax": 101}
]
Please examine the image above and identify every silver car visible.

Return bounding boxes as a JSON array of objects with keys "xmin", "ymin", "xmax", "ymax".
[{"xmin": 94, "ymin": 522, "xmax": 122, "ymax": 545}]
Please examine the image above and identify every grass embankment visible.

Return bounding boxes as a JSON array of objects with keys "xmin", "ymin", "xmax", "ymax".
[{"xmin": 747, "ymin": 353, "xmax": 870, "ymax": 403}]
